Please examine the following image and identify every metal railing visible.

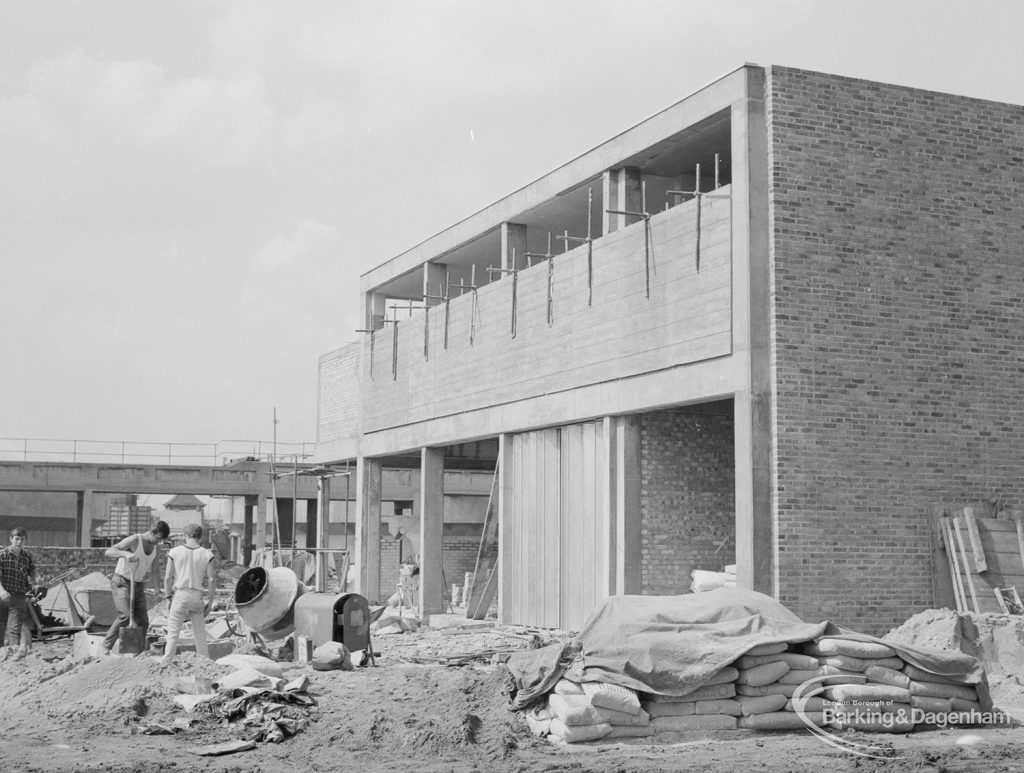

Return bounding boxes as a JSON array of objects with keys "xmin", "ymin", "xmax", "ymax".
[{"xmin": 0, "ymin": 437, "xmax": 315, "ymax": 466}]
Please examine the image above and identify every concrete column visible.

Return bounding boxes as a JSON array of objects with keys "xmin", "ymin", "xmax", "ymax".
[
  {"xmin": 496, "ymin": 433, "xmax": 513, "ymax": 624},
  {"xmin": 275, "ymin": 498, "xmax": 295, "ymax": 548},
  {"xmin": 501, "ymin": 222, "xmax": 527, "ymax": 271},
  {"xmin": 305, "ymin": 498, "xmax": 318, "ymax": 552},
  {"xmin": 602, "ymin": 166, "xmax": 642, "ymax": 234},
  {"xmin": 355, "ymin": 456, "xmax": 382, "ymax": 603},
  {"xmin": 243, "ymin": 495, "xmax": 256, "ymax": 566},
  {"xmin": 731, "ymin": 67, "xmax": 774, "ymax": 596},
  {"xmin": 256, "ymin": 492, "xmax": 268, "ymax": 553},
  {"xmin": 366, "ymin": 291, "xmax": 387, "ymax": 331},
  {"xmin": 316, "ymin": 477, "xmax": 331, "ymax": 593},
  {"xmin": 419, "ymin": 447, "xmax": 445, "ymax": 616},
  {"xmin": 423, "ymin": 262, "xmax": 447, "ymax": 306},
  {"xmin": 76, "ymin": 489, "xmax": 95, "ymax": 548},
  {"xmin": 613, "ymin": 416, "xmax": 642, "ymax": 595}
]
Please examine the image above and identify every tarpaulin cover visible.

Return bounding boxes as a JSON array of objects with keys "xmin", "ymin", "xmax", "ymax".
[{"xmin": 504, "ymin": 589, "xmax": 989, "ymax": 710}]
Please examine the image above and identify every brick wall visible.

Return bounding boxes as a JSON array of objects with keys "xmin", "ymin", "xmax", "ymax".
[
  {"xmin": 640, "ymin": 406, "xmax": 735, "ymax": 594},
  {"xmin": 375, "ymin": 526, "xmax": 482, "ymax": 605},
  {"xmin": 318, "ymin": 343, "xmax": 361, "ymax": 444},
  {"xmin": 766, "ymin": 66, "xmax": 1024, "ymax": 634}
]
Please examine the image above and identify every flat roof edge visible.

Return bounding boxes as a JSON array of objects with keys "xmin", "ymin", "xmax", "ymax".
[{"xmin": 360, "ymin": 63, "xmax": 761, "ymax": 291}]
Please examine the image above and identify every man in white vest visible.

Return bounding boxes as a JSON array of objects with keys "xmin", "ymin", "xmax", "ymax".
[
  {"xmin": 101, "ymin": 520, "xmax": 170, "ymax": 654},
  {"xmin": 160, "ymin": 522, "xmax": 217, "ymax": 664}
]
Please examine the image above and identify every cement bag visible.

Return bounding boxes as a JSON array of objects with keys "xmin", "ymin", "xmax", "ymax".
[
  {"xmin": 594, "ymin": 707, "xmax": 650, "ymax": 726},
  {"xmin": 645, "ymin": 701, "xmax": 695, "ymax": 718},
  {"xmin": 825, "ymin": 684, "xmax": 911, "ymax": 704},
  {"xmin": 903, "ymin": 663, "xmax": 970, "ymax": 685},
  {"xmin": 864, "ymin": 665, "xmax": 911, "ymax": 690},
  {"xmin": 647, "ymin": 682, "xmax": 735, "ymax": 701},
  {"xmin": 693, "ymin": 698, "xmax": 742, "ymax": 716},
  {"xmin": 215, "ymin": 653, "xmax": 285, "ymax": 678},
  {"xmin": 806, "ymin": 638, "xmax": 897, "ymax": 659},
  {"xmin": 737, "ymin": 661, "xmax": 789, "ymax": 686},
  {"xmin": 213, "ymin": 667, "xmax": 281, "ymax": 691},
  {"xmin": 705, "ymin": 666, "xmax": 740, "ymax": 685},
  {"xmin": 911, "ymin": 696, "xmax": 952, "ymax": 713},
  {"xmin": 312, "ymin": 641, "xmax": 353, "ymax": 671},
  {"xmin": 606, "ymin": 724, "xmax": 655, "ymax": 738},
  {"xmin": 690, "ymin": 570, "xmax": 728, "ymax": 592},
  {"xmin": 830, "ymin": 703, "xmax": 914, "ymax": 733},
  {"xmin": 738, "ymin": 711, "xmax": 825, "ymax": 730},
  {"xmin": 909, "ymin": 680, "xmax": 978, "ymax": 702},
  {"xmin": 818, "ymin": 654, "xmax": 901, "ymax": 672},
  {"xmin": 547, "ymin": 694, "xmax": 603, "ymax": 726},
  {"xmin": 552, "ymin": 678, "xmax": 585, "ymax": 696},
  {"xmin": 582, "ymin": 681, "xmax": 642, "ymax": 715},
  {"xmin": 951, "ymin": 698, "xmax": 982, "ymax": 713},
  {"xmin": 746, "ymin": 642, "xmax": 788, "ymax": 657},
  {"xmin": 737, "ymin": 694, "xmax": 788, "ymax": 716},
  {"xmin": 651, "ymin": 714, "xmax": 737, "ymax": 733},
  {"xmin": 549, "ymin": 718, "xmax": 612, "ymax": 743},
  {"xmin": 785, "ymin": 696, "xmax": 829, "ymax": 712},
  {"xmin": 779, "ymin": 669, "xmax": 820, "ymax": 685},
  {"xmin": 817, "ymin": 665, "xmax": 866, "ymax": 685},
  {"xmin": 736, "ymin": 682, "xmax": 796, "ymax": 697},
  {"xmin": 738, "ymin": 651, "xmax": 817, "ymax": 670}
]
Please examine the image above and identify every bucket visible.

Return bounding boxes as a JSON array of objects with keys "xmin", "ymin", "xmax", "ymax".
[{"xmin": 234, "ymin": 566, "xmax": 306, "ymax": 640}]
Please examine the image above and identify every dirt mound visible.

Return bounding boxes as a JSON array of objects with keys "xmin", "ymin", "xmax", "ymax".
[{"xmin": 883, "ymin": 607, "xmax": 964, "ymax": 652}]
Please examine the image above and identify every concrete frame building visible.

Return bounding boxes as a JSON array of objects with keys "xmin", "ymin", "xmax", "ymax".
[{"xmin": 316, "ymin": 65, "xmax": 1024, "ymax": 634}]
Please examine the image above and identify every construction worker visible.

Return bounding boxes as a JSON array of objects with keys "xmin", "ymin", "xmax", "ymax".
[
  {"xmin": 160, "ymin": 523, "xmax": 217, "ymax": 665},
  {"xmin": 101, "ymin": 520, "xmax": 170, "ymax": 654},
  {"xmin": 0, "ymin": 527, "xmax": 41, "ymax": 659}
]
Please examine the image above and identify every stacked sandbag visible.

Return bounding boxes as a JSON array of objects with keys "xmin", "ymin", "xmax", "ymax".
[
  {"xmin": 541, "ymin": 679, "xmax": 651, "ymax": 743},
  {"xmin": 802, "ymin": 637, "xmax": 915, "ymax": 733},
  {"xmin": 690, "ymin": 566, "xmax": 737, "ymax": 593},
  {"xmin": 903, "ymin": 663, "xmax": 982, "ymax": 721},
  {"xmin": 732, "ymin": 642, "xmax": 828, "ymax": 731},
  {"xmin": 641, "ymin": 666, "xmax": 741, "ymax": 733}
]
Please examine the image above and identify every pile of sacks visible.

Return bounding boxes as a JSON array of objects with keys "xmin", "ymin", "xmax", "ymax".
[
  {"xmin": 527, "ymin": 637, "xmax": 986, "ymax": 743},
  {"xmin": 525, "ymin": 680, "xmax": 654, "ymax": 743},
  {"xmin": 798, "ymin": 636, "xmax": 982, "ymax": 733},
  {"xmin": 690, "ymin": 565, "xmax": 737, "ymax": 593}
]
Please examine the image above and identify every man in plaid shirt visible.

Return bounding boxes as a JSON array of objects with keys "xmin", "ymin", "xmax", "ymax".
[{"xmin": 0, "ymin": 526, "xmax": 39, "ymax": 659}]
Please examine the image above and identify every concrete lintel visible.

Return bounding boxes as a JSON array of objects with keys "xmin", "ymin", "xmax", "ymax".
[{"xmin": 359, "ymin": 355, "xmax": 745, "ymax": 457}]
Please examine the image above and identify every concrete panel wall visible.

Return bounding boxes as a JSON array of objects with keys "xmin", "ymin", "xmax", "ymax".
[
  {"xmin": 640, "ymin": 407, "xmax": 736, "ymax": 594},
  {"xmin": 360, "ymin": 192, "xmax": 733, "ymax": 434},
  {"xmin": 767, "ymin": 66, "xmax": 1024, "ymax": 634}
]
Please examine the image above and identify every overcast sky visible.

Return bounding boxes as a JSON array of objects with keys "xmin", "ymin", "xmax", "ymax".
[{"xmin": 2, "ymin": 0, "xmax": 1022, "ymax": 446}]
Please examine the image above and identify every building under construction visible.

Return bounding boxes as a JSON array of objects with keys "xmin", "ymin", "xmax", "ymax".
[{"xmin": 315, "ymin": 64, "xmax": 1024, "ymax": 635}]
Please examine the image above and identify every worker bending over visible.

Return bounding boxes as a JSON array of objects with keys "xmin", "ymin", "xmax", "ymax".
[
  {"xmin": 102, "ymin": 521, "xmax": 170, "ymax": 654},
  {"xmin": 161, "ymin": 523, "xmax": 217, "ymax": 665}
]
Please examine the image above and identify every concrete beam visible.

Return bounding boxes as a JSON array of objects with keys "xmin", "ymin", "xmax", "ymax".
[{"xmin": 419, "ymin": 447, "xmax": 446, "ymax": 615}]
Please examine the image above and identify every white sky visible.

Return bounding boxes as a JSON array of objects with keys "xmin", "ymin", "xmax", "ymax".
[{"xmin": 2, "ymin": 0, "xmax": 1022, "ymax": 445}]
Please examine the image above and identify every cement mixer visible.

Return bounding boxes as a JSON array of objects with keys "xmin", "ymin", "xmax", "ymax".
[{"xmin": 234, "ymin": 566, "xmax": 307, "ymax": 640}]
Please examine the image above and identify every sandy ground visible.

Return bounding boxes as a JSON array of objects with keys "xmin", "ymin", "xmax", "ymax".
[{"xmin": 3, "ymin": 624, "xmax": 1024, "ymax": 773}]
